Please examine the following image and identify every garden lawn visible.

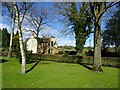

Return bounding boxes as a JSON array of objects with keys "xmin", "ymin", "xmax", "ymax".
[{"xmin": 1, "ymin": 57, "xmax": 119, "ymax": 88}]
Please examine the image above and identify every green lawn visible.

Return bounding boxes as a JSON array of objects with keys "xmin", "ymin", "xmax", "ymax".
[{"xmin": 1, "ymin": 57, "xmax": 119, "ymax": 88}]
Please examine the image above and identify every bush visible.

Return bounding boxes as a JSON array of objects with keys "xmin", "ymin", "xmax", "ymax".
[
  {"xmin": 25, "ymin": 50, "xmax": 33, "ymax": 64},
  {"xmin": 81, "ymin": 56, "xmax": 120, "ymax": 68},
  {"xmin": 69, "ymin": 51, "xmax": 77, "ymax": 55},
  {"xmin": 85, "ymin": 49, "xmax": 120, "ymax": 57},
  {"xmin": 57, "ymin": 51, "xmax": 64, "ymax": 54},
  {"xmin": 101, "ymin": 51, "xmax": 120, "ymax": 57},
  {"xmin": 15, "ymin": 50, "xmax": 21, "ymax": 63},
  {"xmin": 64, "ymin": 51, "xmax": 70, "ymax": 56},
  {"xmin": 85, "ymin": 50, "xmax": 94, "ymax": 56},
  {"xmin": 16, "ymin": 50, "xmax": 33, "ymax": 64},
  {"xmin": 31, "ymin": 54, "xmax": 83, "ymax": 64}
]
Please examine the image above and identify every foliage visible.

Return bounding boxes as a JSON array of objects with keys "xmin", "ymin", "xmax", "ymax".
[
  {"xmin": 54, "ymin": 2, "xmax": 92, "ymax": 54},
  {"xmin": 70, "ymin": 3, "xmax": 92, "ymax": 54},
  {"xmin": 82, "ymin": 56, "xmax": 120, "ymax": 68},
  {"xmin": 12, "ymin": 31, "xmax": 19, "ymax": 51},
  {"xmin": 12, "ymin": 31, "xmax": 33, "ymax": 64},
  {"xmin": 32, "ymin": 54, "xmax": 82, "ymax": 63},
  {"xmin": 63, "ymin": 50, "xmax": 77, "ymax": 56},
  {"xmin": 85, "ymin": 49, "xmax": 94, "ymax": 56},
  {"xmin": 69, "ymin": 51, "xmax": 77, "ymax": 55},
  {"xmin": 25, "ymin": 50, "xmax": 33, "ymax": 64},
  {"xmin": 101, "ymin": 50, "xmax": 120, "ymax": 57},
  {"xmin": 16, "ymin": 50, "xmax": 33, "ymax": 64},
  {"xmin": 63, "ymin": 51, "xmax": 70, "ymax": 56},
  {"xmin": 102, "ymin": 9, "xmax": 120, "ymax": 52},
  {"xmin": 2, "ymin": 28, "xmax": 10, "ymax": 50},
  {"xmin": 28, "ymin": 54, "xmax": 120, "ymax": 68},
  {"xmin": 12, "ymin": 31, "xmax": 21, "ymax": 63},
  {"xmin": 89, "ymin": 2, "xmax": 119, "ymax": 71},
  {"xmin": 57, "ymin": 50, "xmax": 64, "ymax": 54},
  {"xmin": 2, "ymin": 57, "xmax": 118, "ymax": 88},
  {"xmin": 85, "ymin": 49, "xmax": 120, "ymax": 57}
]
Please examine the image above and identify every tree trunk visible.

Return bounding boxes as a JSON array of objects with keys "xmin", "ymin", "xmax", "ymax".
[
  {"xmin": 15, "ymin": 3, "xmax": 26, "ymax": 74},
  {"xmin": 93, "ymin": 21, "xmax": 102, "ymax": 71},
  {"xmin": 8, "ymin": 17, "xmax": 15, "ymax": 58}
]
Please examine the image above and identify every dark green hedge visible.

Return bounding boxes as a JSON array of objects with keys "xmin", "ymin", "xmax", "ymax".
[
  {"xmin": 32, "ymin": 54, "xmax": 120, "ymax": 68},
  {"xmin": 32, "ymin": 54, "xmax": 82, "ymax": 63},
  {"xmin": 80, "ymin": 56, "xmax": 120, "ymax": 68},
  {"xmin": 1, "ymin": 52, "xmax": 120, "ymax": 68}
]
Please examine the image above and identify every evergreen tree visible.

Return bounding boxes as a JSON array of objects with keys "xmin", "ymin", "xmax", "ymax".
[
  {"xmin": 2, "ymin": 28, "xmax": 10, "ymax": 50},
  {"xmin": 12, "ymin": 31, "xmax": 21, "ymax": 63}
]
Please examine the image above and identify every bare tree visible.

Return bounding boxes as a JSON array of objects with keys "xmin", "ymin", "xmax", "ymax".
[
  {"xmin": 13, "ymin": 1, "xmax": 33, "ymax": 74},
  {"xmin": 24, "ymin": 4, "xmax": 49, "ymax": 37},
  {"xmin": 89, "ymin": 2, "xmax": 119, "ymax": 71}
]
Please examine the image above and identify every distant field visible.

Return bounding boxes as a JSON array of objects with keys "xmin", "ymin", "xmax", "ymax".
[{"xmin": 1, "ymin": 57, "xmax": 119, "ymax": 88}]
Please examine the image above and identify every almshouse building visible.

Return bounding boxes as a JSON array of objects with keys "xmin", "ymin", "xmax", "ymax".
[{"xmin": 26, "ymin": 35, "xmax": 58, "ymax": 54}]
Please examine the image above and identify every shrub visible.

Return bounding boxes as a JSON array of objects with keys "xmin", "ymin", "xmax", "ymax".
[
  {"xmin": 16, "ymin": 50, "xmax": 33, "ymax": 64},
  {"xmin": 63, "ymin": 51, "xmax": 70, "ymax": 56},
  {"xmin": 85, "ymin": 50, "xmax": 94, "ymax": 56},
  {"xmin": 15, "ymin": 50, "xmax": 21, "ymax": 63},
  {"xmin": 31, "ymin": 54, "xmax": 83, "ymax": 64},
  {"xmin": 101, "ymin": 51, "xmax": 120, "ymax": 57},
  {"xmin": 81, "ymin": 56, "xmax": 120, "ymax": 68},
  {"xmin": 25, "ymin": 50, "xmax": 33, "ymax": 64},
  {"xmin": 69, "ymin": 51, "xmax": 77, "ymax": 55},
  {"xmin": 57, "ymin": 50, "xmax": 64, "ymax": 54}
]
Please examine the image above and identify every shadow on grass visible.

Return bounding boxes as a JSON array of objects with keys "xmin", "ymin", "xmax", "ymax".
[
  {"xmin": 79, "ymin": 63, "xmax": 92, "ymax": 71},
  {"xmin": 27, "ymin": 60, "xmax": 38, "ymax": 64},
  {"xmin": 26, "ymin": 60, "xmax": 40, "ymax": 73},
  {"xmin": 0, "ymin": 59, "xmax": 10, "ymax": 63},
  {"xmin": 102, "ymin": 64, "xmax": 120, "ymax": 68}
]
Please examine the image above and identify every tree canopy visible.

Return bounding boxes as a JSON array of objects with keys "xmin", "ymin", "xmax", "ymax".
[
  {"xmin": 102, "ymin": 8, "xmax": 120, "ymax": 52},
  {"xmin": 2, "ymin": 28, "xmax": 10, "ymax": 49},
  {"xmin": 54, "ymin": 2, "xmax": 92, "ymax": 54}
]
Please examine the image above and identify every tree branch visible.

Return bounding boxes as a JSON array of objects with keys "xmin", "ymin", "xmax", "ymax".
[
  {"xmin": 20, "ymin": 3, "xmax": 27, "ymax": 24},
  {"xmin": 97, "ymin": 2, "xmax": 119, "ymax": 24},
  {"xmin": 22, "ymin": 28, "xmax": 37, "ymax": 36}
]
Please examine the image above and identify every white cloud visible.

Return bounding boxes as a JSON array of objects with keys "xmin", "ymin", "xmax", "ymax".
[
  {"xmin": 22, "ymin": 24, "xmax": 76, "ymax": 46},
  {"xmin": 57, "ymin": 36, "xmax": 75, "ymax": 46},
  {"xmin": 84, "ymin": 33, "xmax": 94, "ymax": 47},
  {"xmin": 0, "ymin": 22, "xmax": 93, "ymax": 47},
  {"xmin": 40, "ymin": 25, "xmax": 60, "ymax": 37}
]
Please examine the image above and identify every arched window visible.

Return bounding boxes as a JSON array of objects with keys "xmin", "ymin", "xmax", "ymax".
[
  {"xmin": 48, "ymin": 49, "xmax": 50, "ymax": 54},
  {"xmin": 51, "ymin": 41, "xmax": 53, "ymax": 47}
]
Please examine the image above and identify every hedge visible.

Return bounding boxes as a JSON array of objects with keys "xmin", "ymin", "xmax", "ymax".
[
  {"xmin": 32, "ymin": 54, "xmax": 120, "ymax": 68},
  {"xmin": 1, "ymin": 52, "xmax": 120, "ymax": 68},
  {"xmin": 81, "ymin": 56, "xmax": 120, "ymax": 68},
  {"xmin": 32, "ymin": 54, "xmax": 82, "ymax": 63}
]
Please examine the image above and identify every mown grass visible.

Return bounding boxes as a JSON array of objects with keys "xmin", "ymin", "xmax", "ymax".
[
  {"xmin": 0, "ymin": 58, "xmax": 2, "ymax": 90},
  {"xmin": 1, "ymin": 57, "xmax": 119, "ymax": 88}
]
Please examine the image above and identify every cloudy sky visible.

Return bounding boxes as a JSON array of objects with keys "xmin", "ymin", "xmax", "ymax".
[{"xmin": 1, "ymin": 2, "xmax": 116, "ymax": 47}]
